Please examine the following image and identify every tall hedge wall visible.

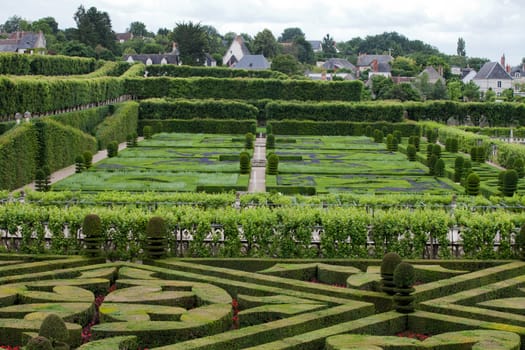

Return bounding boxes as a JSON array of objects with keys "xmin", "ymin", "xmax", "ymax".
[
  {"xmin": 405, "ymin": 101, "xmax": 525, "ymax": 126},
  {"xmin": 51, "ymin": 105, "xmax": 111, "ymax": 135},
  {"xmin": 0, "ymin": 123, "xmax": 39, "ymax": 190},
  {"xmin": 0, "ymin": 76, "xmax": 123, "ymax": 117},
  {"xmin": 95, "ymin": 101, "xmax": 139, "ymax": 150},
  {"xmin": 139, "ymin": 98, "xmax": 258, "ymax": 120},
  {"xmin": 0, "ymin": 53, "xmax": 96, "ymax": 75},
  {"xmin": 145, "ymin": 64, "xmax": 288, "ymax": 79},
  {"xmin": 124, "ymin": 77, "xmax": 363, "ymax": 101},
  {"xmin": 138, "ymin": 118, "xmax": 256, "ymax": 135},
  {"xmin": 265, "ymin": 101, "xmax": 404, "ymax": 123},
  {"xmin": 268, "ymin": 120, "xmax": 419, "ymax": 136}
]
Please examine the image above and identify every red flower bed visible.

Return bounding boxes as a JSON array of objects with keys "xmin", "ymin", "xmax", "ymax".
[
  {"xmin": 231, "ymin": 298, "xmax": 239, "ymax": 329},
  {"xmin": 396, "ymin": 330, "xmax": 430, "ymax": 341},
  {"xmin": 82, "ymin": 284, "xmax": 117, "ymax": 343}
]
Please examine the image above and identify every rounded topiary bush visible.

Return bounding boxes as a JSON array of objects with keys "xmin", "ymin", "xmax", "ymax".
[
  {"xmin": 409, "ymin": 135, "xmax": 420, "ymax": 151},
  {"xmin": 267, "ymin": 153, "xmax": 279, "ymax": 175},
  {"xmin": 449, "ymin": 138, "xmax": 459, "ymax": 153},
  {"xmin": 83, "ymin": 151, "xmax": 93, "ymax": 169},
  {"xmin": 380, "ymin": 252, "xmax": 402, "ymax": 295},
  {"xmin": 373, "ymin": 129, "xmax": 383, "ymax": 143},
  {"xmin": 502, "ymin": 169, "xmax": 518, "ymax": 197},
  {"xmin": 427, "ymin": 155, "xmax": 438, "ymax": 176},
  {"xmin": 393, "ymin": 130, "xmax": 402, "ymax": 145},
  {"xmin": 470, "ymin": 146, "xmax": 478, "ymax": 163},
  {"xmin": 107, "ymin": 141, "xmax": 119, "ymax": 158},
  {"xmin": 75, "ymin": 155, "xmax": 84, "ymax": 173},
  {"xmin": 245, "ymin": 132, "xmax": 254, "ymax": 149},
  {"xmin": 39, "ymin": 313, "xmax": 69, "ymax": 343},
  {"xmin": 393, "ymin": 262, "xmax": 415, "ymax": 314},
  {"xmin": 83, "ymin": 214, "xmax": 102, "ymax": 257},
  {"xmin": 365, "ymin": 125, "xmax": 373, "ymax": 137},
  {"xmin": 26, "ymin": 336, "xmax": 53, "ymax": 350},
  {"xmin": 512, "ymin": 158, "xmax": 524, "ymax": 178},
  {"xmin": 426, "ymin": 144, "xmax": 433, "ymax": 160},
  {"xmin": 146, "ymin": 216, "xmax": 167, "ymax": 259},
  {"xmin": 266, "ymin": 124, "xmax": 273, "ymax": 135},
  {"xmin": 266, "ymin": 134, "xmax": 275, "ymax": 149},
  {"xmin": 432, "ymin": 144, "xmax": 441, "ymax": 158},
  {"xmin": 143, "ymin": 125, "xmax": 153, "ymax": 139},
  {"xmin": 406, "ymin": 144, "xmax": 416, "ymax": 161},
  {"xmin": 239, "ymin": 152, "xmax": 251, "ymax": 174},
  {"xmin": 434, "ymin": 158, "xmax": 445, "ymax": 177},
  {"xmin": 454, "ymin": 156, "xmax": 464, "ymax": 182},
  {"xmin": 466, "ymin": 172, "xmax": 480, "ymax": 196}
]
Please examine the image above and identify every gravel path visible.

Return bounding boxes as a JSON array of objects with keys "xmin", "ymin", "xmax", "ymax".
[{"xmin": 248, "ymin": 136, "xmax": 267, "ymax": 193}]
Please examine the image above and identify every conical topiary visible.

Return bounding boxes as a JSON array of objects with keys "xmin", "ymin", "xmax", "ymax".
[
  {"xmin": 75, "ymin": 155, "xmax": 84, "ymax": 173},
  {"xmin": 267, "ymin": 153, "xmax": 279, "ymax": 175},
  {"xmin": 146, "ymin": 216, "xmax": 167, "ymax": 259},
  {"xmin": 83, "ymin": 214, "xmax": 103, "ymax": 257},
  {"xmin": 502, "ymin": 169, "xmax": 519, "ymax": 197},
  {"xmin": 26, "ymin": 336, "xmax": 53, "ymax": 350},
  {"xmin": 266, "ymin": 134, "xmax": 275, "ymax": 149},
  {"xmin": 393, "ymin": 262, "xmax": 415, "ymax": 313},
  {"xmin": 245, "ymin": 132, "xmax": 254, "ymax": 149},
  {"xmin": 83, "ymin": 151, "xmax": 93, "ymax": 169},
  {"xmin": 454, "ymin": 156, "xmax": 464, "ymax": 182},
  {"xmin": 466, "ymin": 172, "xmax": 480, "ymax": 196},
  {"xmin": 406, "ymin": 144, "xmax": 416, "ymax": 161},
  {"xmin": 380, "ymin": 252, "xmax": 402, "ymax": 295},
  {"xmin": 434, "ymin": 159, "xmax": 445, "ymax": 177},
  {"xmin": 107, "ymin": 141, "xmax": 119, "ymax": 158},
  {"xmin": 239, "ymin": 152, "xmax": 251, "ymax": 174},
  {"xmin": 39, "ymin": 313, "xmax": 69, "ymax": 345}
]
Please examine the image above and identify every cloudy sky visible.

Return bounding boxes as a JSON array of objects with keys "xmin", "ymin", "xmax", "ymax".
[{"xmin": 2, "ymin": 0, "xmax": 524, "ymax": 65}]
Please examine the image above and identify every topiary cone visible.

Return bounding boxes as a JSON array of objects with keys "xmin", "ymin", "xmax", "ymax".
[
  {"xmin": 393, "ymin": 262, "xmax": 415, "ymax": 313},
  {"xmin": 380, "ymin": 252, "xmax": 402, "ymax": 295},
  {"xmin": 146, "ymin": 216, "xmax": 167, "ymax": 259},
  {"xmin": 39, "ymin": 313, "xmax": 69, "ymax": 344},
  {"xmin": 83, "ymin": 214, "xmax": 103, "ymax": 257}
]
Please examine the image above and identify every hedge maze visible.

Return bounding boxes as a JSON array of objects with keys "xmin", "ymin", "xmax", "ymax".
[{"xmin": 0, "ymin": 255, "xmax": 523, "ymax": 349}]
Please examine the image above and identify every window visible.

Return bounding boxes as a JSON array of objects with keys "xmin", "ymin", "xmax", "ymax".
[
  {"xmin": 515, "ymin": 72, "xmax": 521, "ymax": 78},
  {"xmin": 497, "ymin": 81, "xmax": 502, "ymax": 88}
]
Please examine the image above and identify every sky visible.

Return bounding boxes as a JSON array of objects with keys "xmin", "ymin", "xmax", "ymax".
[{"xmin": 1, "ymin": 0, "xmax": 524, "ymax": 65}]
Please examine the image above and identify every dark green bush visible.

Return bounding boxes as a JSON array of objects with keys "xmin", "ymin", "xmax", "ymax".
[
  {"xmin": 511, "ymin": 158, "xmax": 524, "ymax": 178},
  {"xmin": 143, "ymin": 125, "xmax": 153, "ymax": 139},
  {"xmin": 75, "ymin": 155, "xmax": 84, "ymax": 173},
  {"xmin": 432, "ymin": 144, "xmax": 441, "ymax": 158},
  {"xmin": 239, "ymin": 152, "xmax": 251, "ymax": 174},
  {"xmin": 434, "ymin": 159, "xmax": 445, "ymax": 177},
  {"xmin": 245, "ymin": 132, "xmax": 255, "ymax": 149},
  {"xmin": 107, "ymin": 141, "xmax": 119, "ymax": 158},
  {"xmin": 95, "ymin": 101, "xmax": 139, "ymax": 150},
  {"xmin": 0, "ymin": 53, "xmax": 96, "ymax": 75},
  {"xmin": 267, "ymin": 153, "xmax": 279, "ymax": 175},
  {"xmin": 454, "ymin": 156, "xmax": 464, "ymax": 182},
  {"xmin": 428, "ymin": 155, "xmax": 438, "ymax": 176},
  {"xmin": 138, "ymin": 119, "xmax": 256, "ymax": 135},
  {"xmin": 39, "ymin": 313, "xmax": 69, "ymax": 343},
  {"xmin": 266, "ymin": 124, "xmax": 273, "ymax": 134},
  {"xmin": 35, "ymin": 166, "xmax": 50, "ymax": 192},
  {"xmin": 406, "ymin": 144, "xmax": 416, "ymax": 161},
  {"xmin": 502, "ymin": 169, "xmax": 518, "ymax": 197},
  {"xmin": 26, "ymin": 336, "xmax": 53, "ymax": 350},
  {"xmin": 470, "ymin": 147, "xmax": 478, "ymax": 162},
  {"xmin": 266, "ymin": 134, "xmax": 275, "ymax": 149},
  {"xmin": 146, "ymin": 216, "xmax": 167, "ymax": 259},
  {"xmin": 380, "ymin": 252, "xmax": 402, "ymax": 295},
  {"xmin": 466, "ymin": 172, "xmax": 480, "ymax": 196},
  {"xmin": 393, "ymin": 130, "xmax": 402, "ymax": 144},
  {"xmin": 373, "ymin": 129, "xmax": 384, "ymax": 143},
  {"xmin": 267, "ymin": 120, "xmax": 418, "ymax": 136},
  {"xmin": 144, "ymin": 64, "xmax": 288, "ymax": 79},
  {"xmin": 393, "ymin": 262, "xmax": 415, "ymax": 314},
  {"xmin": 83, "ymin": 151, "xmax": 93, "ymax": 170},
  {"xmin": 83, "ymin": 214, "xmax": 103, "ymax": 257}
]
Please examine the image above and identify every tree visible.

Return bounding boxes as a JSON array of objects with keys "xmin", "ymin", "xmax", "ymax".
[
  {"xmin": 253, "ymin": 29, "xmax": 279, "ymax": 58},
  {"xmin": 292, "ymin": 35, "xmax": 314, "ymax": 64},
  {"xmin": 384, "ymin": 83, "xmax": 421, "ymax": 101},
  {"xmin": 447, "ymin": 80, "xmax": 463, "ymax": 101},
  {"xmin": 202, "ymin": 25, "xmax": 224, "ymax": 55},
  {"xmin": 2, "ymin": 15, "xmax": 31, "ymax": 33},
  {"xmin": 484, "ymin": 88, "xmax": 496, "ymax": 102},
  {"xmin": 391, "ymin": 56, "xmax": 419, "ymax": 77},
  {"xmin": 501, "ymin": 88, "xmax": 514, "ymax": 102},
  {"xmin": 60, "ymin": 40, "xmax": 96, "ymax": 57},
  {"xmin": 172, "ymin": 21, "xmax": 209, "ymax": 66},
  {"xmin": 457, "ymin": 37, "xmax": 466, "ymax": 56},
  {"xmin": 322, "ymin": 33, "xmax": 337, "ymax": 56},
  {"xmin": 128, "ymin": 21, "xmax": 149, "ymax": 37},
  {"xmin": 271, "ymin": 54, "xmax": 301, "ymax": 76},
  {"xmin": 278, "ymin": 27, "xmax": 305, "ymax": 42},
  {"xmin": 429, "ymin": 80, "xmax": 449, "ymax": 100},
  {"xmin": 74, "ymin": 5, "xmax": 116, "ymax": 52},
  {"xmin": 463, "ymin": 81, "xmax": 480, "ymax": 101},
  {"xmin": 31, "ymin": 17, "xmax": 59, "ymax": 35},
  {"xmin": 371, "ymin": 75, "xmax": 393, "ymax": 99}
]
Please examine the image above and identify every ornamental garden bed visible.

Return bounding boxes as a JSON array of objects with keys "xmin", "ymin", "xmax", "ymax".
[{"xmin": 0, "ymin": 255, "xmax": 523, "ymax": 349}]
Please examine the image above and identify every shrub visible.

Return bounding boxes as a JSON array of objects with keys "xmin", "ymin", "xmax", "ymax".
[
  {"xmin": 266, "ymin": 124, "xmax": 273, "ymax": 134},
  {"xmin": 393, "ymin": 262, "xmax": 415, "ymax": 314},
  {"xmin": 245, "ymin": 132, "xmax": 255, "ymax": 149},
  {"xmin": 75, "ymin": 155, "xmax": 84, "ymax": 173},
  {"xmin": 267, "ymin": 153, "xmax": 279, "ymax": 175},
  {"xmin": 426, "ymin": 144, "xmax": 433, "ymax": 161},
  {"xmin": 408, "ymin": 135, "xmax": 420, "ymax": 151},
  {"xmin": 428, "ymin": 155, "xmax": 438, "ymax": 176},
  {"xmin": 107, "ymin": 141, "xmax": 119, "ymax": 158},
  {"xmin": 83, "ymin": 151, "xmax": 93, "ymax": 170},
  {"xmin": 126, "ymin": 134, "xmax": 135, "ymax": 148},
  {"xmin": 432, "ymin": 144, "xmax": 441, "ymax": 158},
  {"xmin": 35, "ymin": 166, "xmax": 50, "ymax": 192},
  {"xmin": 466, "ymin": 172, "xmax": 480, "ymax": 196},
  {"xmin": 502, "ymin": 169, "xmax": 519, "ymax": 197},
  {"xmin": 454, "ymin": 156, "xmax": 464, "ymax": 182},
  {"xmin": 462, "ymin": 159, "xmax": 472, "ymax": 184},
  {"xmin": 386, "ymin": 134, "xmax": 394, "ymax": 151},
  {"xmin": 380, "ymin": 252, "xmax": 402, "ymax": 295},
  {"xmin": 365, "ymin": 125, "xmax": 373, "ymax": 137},
  {"xmin": 146, "ymin": 216, "xmax": 167, "ymax": 259},
  {"xmin": 266, "ymin": 134, "xmax": 275, "ymax": 149},
  {"xmin": 449, "ymin": 138, "xmax": 459, "ymax": 153},
  {"xmin": 143, "ymin": 125, "xmax": 153, "ymax": 139},
  {"xmin": 406, "ymin": 144, "xmax": 416, "ymax": 161},
  {"xmin": 39, "ymin": 313, "xmax": 69, "ymax": 344},
  {"xmin": 512, "ymin": 158, "xmax": 524, "ymax": 178},
  {"xmin": 373, "ymin": 129, "xmax": 383, "ymax": 143},
  {"xmin": 26, "ymin": 336, "xmax": 53, "ymax": 350},
  {"xmin": 434, "ymin": 159, "xmax": 445, "ymax": 177},
  {"xmin": 83, "ymin": 214, "xmax": 102, "ymax": 257},
  {"xmin": 239, "ymin": 152, "xmax": 251, "ymax": 174},
  {"xmin": 470, "ymin": 147, "xmax": 478, "ymax": 163}
]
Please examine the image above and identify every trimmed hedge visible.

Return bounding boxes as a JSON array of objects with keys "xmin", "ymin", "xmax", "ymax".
[
  {"xmin": 265, "ymin": 101, "xmax": 404, "ymax": 123},
  {"xmin": 267, "ymin": 120, "xmax": 419, "ymax": 136},
  {"xmin": 51, "ymin": 105, "xmax": 111, "ymax": 135},
  {"xmin": 124, "ymin": 77, "xmax": 363, "ymax": 101},
  {"xmin": 0, "ymin": 53, "xmax": 96, "ymax": 76},
  {"xmin": 138, "ymin": 119, "xmax": 257, "ymax": 135},
  {"xmin": 144, "ymin": 64, "xmax": 288, "ymax": 79},
  {"xmin": 95, "ymin": 101, "xmax": 139, "ymax": 150},
  {"xmin": 139, "ymin": 98, "xmax": 258, "ymax": 120}
]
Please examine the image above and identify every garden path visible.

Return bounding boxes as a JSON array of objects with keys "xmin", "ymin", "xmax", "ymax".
[{"xmin": 248, "ymin": 135, "xmax": 266, "ymax": 193}]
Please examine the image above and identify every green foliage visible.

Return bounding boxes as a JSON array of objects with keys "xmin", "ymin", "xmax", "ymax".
[
  {"xmin": 454, "ymin": 156, "xmax": 464, "ymax": 182},
  {"xmin": 380, "ymin": 252, "xmax": 402, "ymax": 295},
  {"xmin": 75, "ymin": 155, "xmax": 84, "ymax": 173},
  {"xmin": 0, "ymin": 124, "xmax": 38, "ymax": 190},
  {"xmin": 0, "ymin": 53, "xmax": 96, "ymax": 75},
  {"xmin": 466, "ymin": 172, "xmax": 480, "ymax": 196},
  {"xmin": 434, "ymin": 159, "xmax": 445, "ymax": 177},
  {"xmin": 143, "ymin": 64, "xmax": 287, "ymax": 79},
  {"xmin": 408, "ymin": 135, "xmax": 420, "ymax": 151},
  {"xmin": 83, "ymin": 213, "xmax": 102, "ymax": 257},
  {"xmin": 393, "ymin": 262, "xmax": 415, "ymax": 288},
  {"xmin": 268, "ymin": 121, "xmax": 418, "ymax": 136},
  {"xmin": 173, "ymin": 21, "xmax": 208, "ymax": 66},
  {"xmin": 518, "ymin": 224, "xmax": 525, "ymax": 260},
  {"xmin": 386, "ymin": 134, "xmax": 398, "ymax": 152},
  {"xmin": 266, "ymin": 134, "xmax": 275, "ymax": 149},
  {"xmin": 83, "ymin": 151, "xmax": 93, "ymax": 170},
  {"xmin": 373, "ymin": 129, "xmax": 384, "ymax": 143},
  {"xmin": 51, "ymin": 105, "xmax": 111, "ymax": 135},
  {"xmin": 35, "ymin": 166, "xmax": 51, "ymax": 192},
  {"xmin": 139, "ymin": 119, "xmax": 256, "ymax": 135},
  {"xmin": 393, "ymin": 261, "xmax": 415, "ymax": 314},
  {"xmin": 107, "ymin": 141, "xmax": 119, "ymax": 158},
  {"xmin": 502, "ymin": 169, "xmax": 518, "ymax": 197},
  {"xmin": 146, "ymin": 216, "xmax": 167, "ymax": 259},
  {"xmin": 270, "ymin": 54, "xmax": 301, "ymax": 76},
  {"xmin": 267, "ymin": 153, "xmax": 279, "ymax": 175},
  {"xmin": 266, "ymin": 124, "xmax": 273, "ymax": 134},
  {"xmin": 26, "ymin": 336, "xmax": 53, "ymax": 350},
  {"xmin": 95, "ymin": 101, "xmax": 139, "ymax": 150},
  {"xmin": 510, "ymin": 158, "xmax": 524, "ymax": 178},
  {"xmin": 245, "ymin": 132, "xmax": 255, "ymax": 149},
  {"xmin": 432, "ymin": 144, "xmax": 441, "ymax": 158},
  {"xmin": 143, "ymin": 125, "xmax": 153, "ymax": 139},
  {"xmin": 239, "ymin": 152, "xmax": 251, "ymax": 174},
  {"xmin": 406, "ymin": 144, "xmax": 416, "ymax": 161},
  {"xmin": 39, "ymin": 313, "xmax": 69, "ymax": 343}
]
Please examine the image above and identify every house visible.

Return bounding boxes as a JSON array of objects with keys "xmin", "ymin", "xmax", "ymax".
[
  {"xmin": 0, "ymin": 31, "xmax": 46, "ymax": 54},
  {"xmin": 308, "ymin": 40, "xmax": 323, "ymax": 52},
  {"xmin": 307, "ymin": 72, "xmax": 355, "ymax": 80},
  {"xmin": 321, "ymin": 58, "xmax": 356, "ymax": 72},
  {"xmin": 419, "ymin": 66, "xmax": 445, "ymax": 84},
  {"xmin": 123, "ymin": 42, "xmax": 179, "ymax": 66},
  {"xmin": 223, "ymin": 35, "xmax": 250, "ymax": 67},
  {"xmin": 233, "ymin": 54, "xmax": 270, "ymax": 70},
  {"xmin": 204, "ymin": 53, "xmax": 217, "ymax": 67},
  {"xmin": 510, "ymin": 63, "xmax": 525, "ymax": 95},
  {"xmin": 461, "ymin": 68, "xmax": 477, "ymax": 84},
  {"xmin": 356, "ymin": 53, "xmax": 393, "ymax": 78},
  {"xmin": 472, "ymin": 55, "xmax": 513, "ymax": 96},
  {"xmin": 116, "ymin": 32, "xmax": 133, "ymax": 43}
]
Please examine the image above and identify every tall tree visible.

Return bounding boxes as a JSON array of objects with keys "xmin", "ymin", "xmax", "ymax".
[
  {"xmin": 172, "ymin": 21, "xmax": 209, "ymax": 66},
  {"xmin": 202, "ymin": 25, "xmax": 224, "ymax": 55},
  {"xmin": 128, "ymin": 21, "xmax": 149, "ymax": 37},
  {"xmin": 391, "ymin": 56, "xmax": 419, "ymax": 77},
  {"xmin": 457, "ymin": 37, "xmax": 466, "ymax": 57},
  {"xmin": 278, "ymin": 27, "xmax": 305, "ymax": 42},
  {"xmin": 322, "ymin": 33, "xmax": 337, "ymax": 56},
  {"xmin": 32, "ymin": 17, "xmax": 59, "ymax": 35},
  {"xmin": 74, "ymin": 6, "xmax": 116, "ymax": 51},
  {"xmin": 2, "ymin": 15, "xmax": 31, "ymax": 32},
  {"xmin": 271, "ymin": 54, "xmax": 301, "ymax": 76},
  {"xmin": 253, "ymin": 29, "xmax": 279, "ymax": 58},
  {"xmin": 463, "ymin": 81, "xmax": 480, "ymax": 101},
  {"xmin": 293, "ymin": 35, "xmax": 314, "ymax": 64}
]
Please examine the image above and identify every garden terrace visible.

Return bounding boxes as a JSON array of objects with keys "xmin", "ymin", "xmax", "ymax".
[{"xmin": 0, "ymin": 255, "xmax": 523, "ymax": 349}]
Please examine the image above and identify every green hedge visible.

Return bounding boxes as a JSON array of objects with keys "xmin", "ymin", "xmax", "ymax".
[
  {"xmin": 51, "ymin": 106, "xmax": 111, "ymax": 135},
  {"xmin": 138, "ymin": 119, "xmax": 256, "ymax": 135},
  {"xmin": 0, "ymin": 76, "xmax": 123, "ymax": 117},
  {"xmin": 267, "ymin": 120, "xmax": 419, "ymax": 136},
  {"xmin": 405, "ymin": 101, "xmax": 525, "ymax": 126},
  {"xmin": 139, "ymin": 98, "xmax": 258, "ymax": 120},
  {"xmin": 145, "ymin": 64, "xmax": 288, "ymax": 79},
  {"xmin": 266, "ymin": 101, "xmax": 404, "ymax": 123},
  {"xmin": 95, "ymin": 101, "xmax": 139, "ymax": 150},
  {"xmin": 0, "ymin": 53, "xmax": 96, "ymax": 75},
  {"xmin": 124, "ymin": 77, "xmax": 363, "ymax": 101},
  {"xmin": 0, "ymin": 121, "xmax": 16, "ymax": 135}
]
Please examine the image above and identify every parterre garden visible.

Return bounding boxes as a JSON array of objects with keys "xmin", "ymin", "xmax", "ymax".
[{"xmin": 1, "ymin": 54, "xmax": 525, "ymax": 348}]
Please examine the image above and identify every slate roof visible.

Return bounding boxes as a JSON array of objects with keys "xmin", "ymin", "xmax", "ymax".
[
  {"xmin": 419, "ymin": 66, "xmax": 445, "ymax": 83},
  {"xmin": 116, "ymin": 32, "xmax": 133, "ymax": 42},
  {"xmin": 124, "ymin": 54, "xmax": 179, "ymax": 65},
  {"xmin": 236, "ymin": 36, "xmax": 251, "ymax": 56},
  {"xmin": 510, "ymin": 64, "xmax": 525, "ymax": 78},
  {"xmin": 308, "ymin": 40, "xmax": 322, "ymax": 51},
  {"xmin": 233, "ymin": 55, "xmax": 270, "ymax": 70},
  {"xmin": 473, "ymin": 62, "xmax": 512, "ymax": 80},
  {"xmin": 322, "ymin": 58, "xmax": 356, "ymax": 71},
  {"xmin": 356, "ymin": 54, "xmax": 393, "ymax": 67},
  {"xmin": 0, "ymin": 31, "xmax": 45, "ymax": 52}
]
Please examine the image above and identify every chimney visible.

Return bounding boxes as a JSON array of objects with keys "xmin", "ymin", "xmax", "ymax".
[
  {"xmin": 501, "ymin": 54, "xmax": 505, "ymax": 67},
  {"xmin": 438, "ymin": 65, "xmax": 443, "ymax": 77},
  {"xmin": 506, "ymin": 64, "xmax": 511, "ymax": 73},
  {"xmin": 372, "ymin": 59, "xmax": 378, "ymax": 72}
]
